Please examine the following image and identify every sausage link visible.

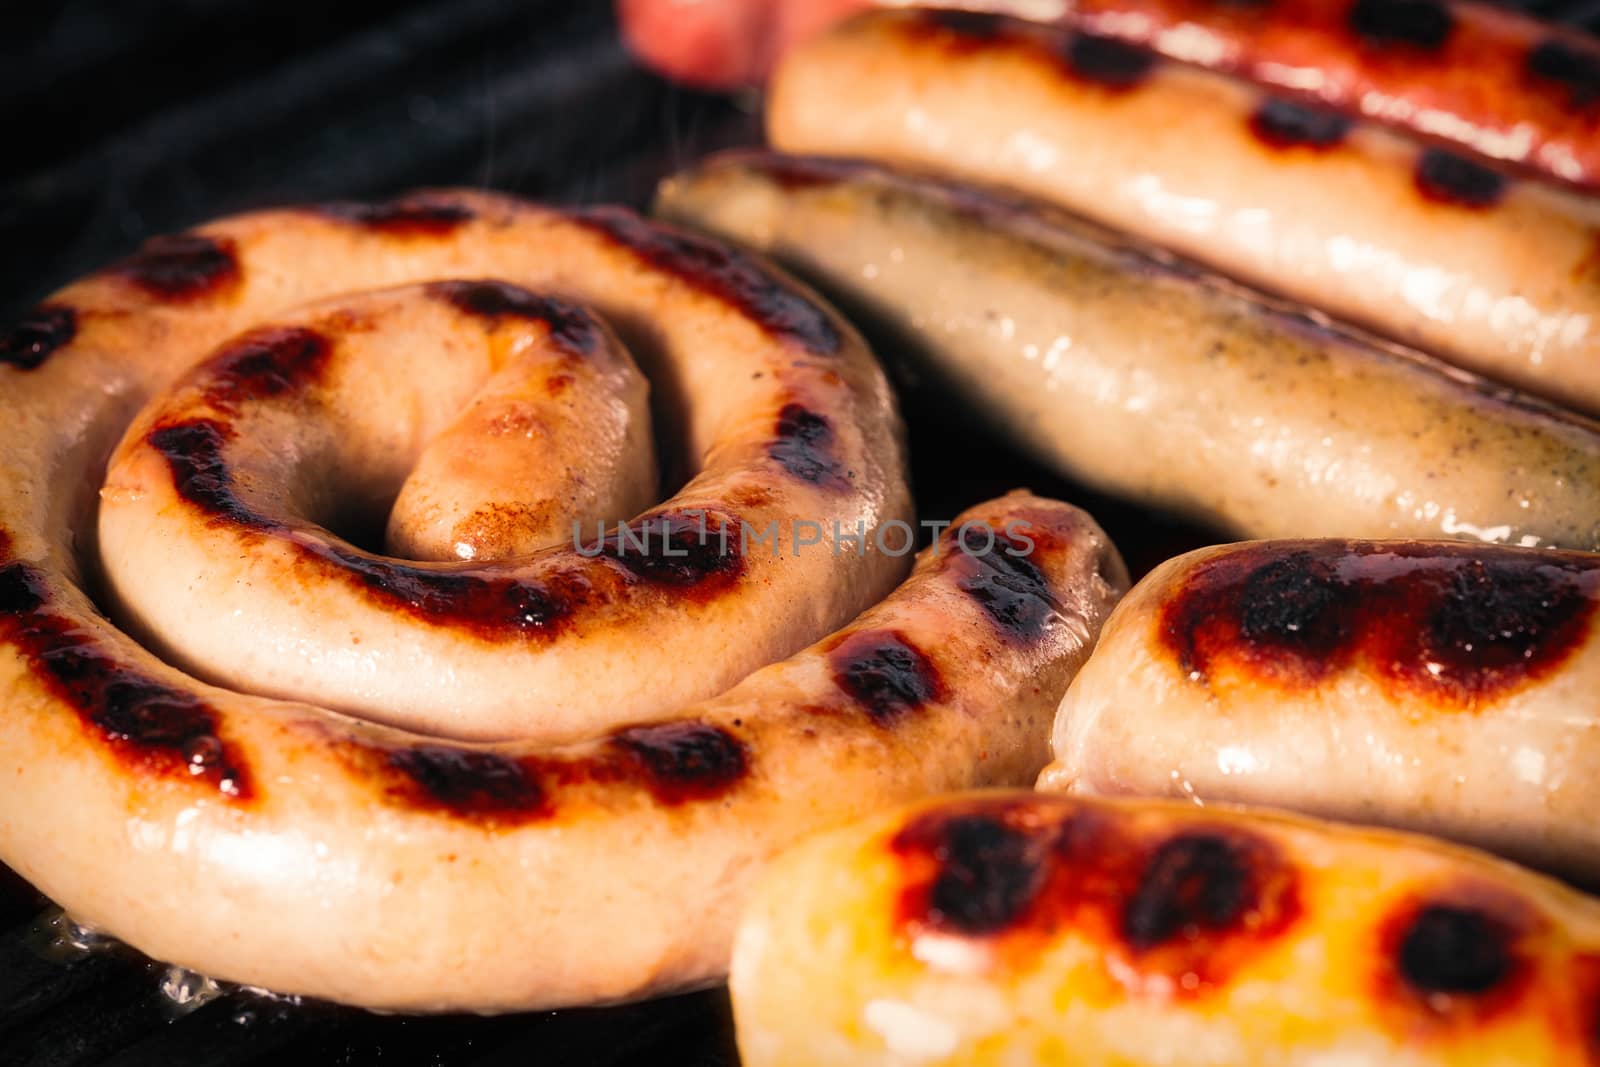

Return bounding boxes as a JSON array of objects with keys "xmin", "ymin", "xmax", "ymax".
[
  {"xmin": 656, "ymin": 151, "xmax": 1600, "ymax": 549},
  {"xmin": 1061, "ymin": 0, "xmax": 1600, "ymax": 191},
  {"xmin": 733, "ymin": 791, "xmax": 1600, "ymax": 1066},
  {"xmin": 767, "ymin": 10, "xmax": 1600, "ymax": 415},
  {"xmin": 1041, "ymin": 539, "xmax": 1600, "ymax": 883},
  {"xmin": 620, "ymin": 0, "xmax": 1600, "ymax": 191}
]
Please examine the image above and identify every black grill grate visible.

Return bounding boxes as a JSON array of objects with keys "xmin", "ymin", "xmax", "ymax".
[{"xmin": 2, "ymin": 1, "xmax": 1597, "ymax": 1063}]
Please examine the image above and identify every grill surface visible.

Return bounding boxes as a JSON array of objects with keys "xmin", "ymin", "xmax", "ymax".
[{"xmin": 3, "ymin": 1, "xmax": 1598, "ymax": 1063}]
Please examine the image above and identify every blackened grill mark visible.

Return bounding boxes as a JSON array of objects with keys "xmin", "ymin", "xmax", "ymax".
[
  {"xmin": 427, "ymin": 280, "xmax": 603, "ymax": 357},
  {"xmin": 1425, "ymin": 561, "xmax": 1590, "ymax": 680},
  {"xmin": 1397, "ymin": 905, "xmax": 1514, "ymax": 995},
  {"xmin": 1250, "ymin": 99, "xmax": 1353, "ymax": 150},
  {"xmin": 1230, "ymin": 551, "xmax": 1350, "ymax": 683},
  {"xmin": 894, "ymin": 812, "xmax": 1045, "ymax": 936},
  {"xmin": 1115, "ymin": 826, "xmax": 1299, "ymax": 993},
  {"xmin": 1416, "ymin": 149, "xmax": 1508, "ymax": 209},
  {"xmin": 595, "ymin": 511, "xmax": 744, "ymax": 589},
  {"xmin": 1374, "ymin": 889, "xmax": 1541, "ymax": 1030},
  {"xmin": 325, "ymin": 551, "xmax": 575, "ymax": 635},
  {"xmin": 313, "ymin": 196, "xmax": 476, "ymax": 236},
  {"xmin": 1123, "ymin": 834, "xmax": 1256, "ymax": 950},
  {"xmin": 1349, "ymin": 0, "xmax": 1454, "ymax": 50},
  {"xmin": 922, "ymin": 10, "xmax": 1005, "ymax": 38},
  {"xmin": 387, "ymin": 746, "xmax": 547, "ymax": 819},
  {"xmin": 0, "ymin": 560, "xmax": 249, "ymax": 797},
  {"xmin": 951, "ymin": 526, "xmax": 1061, "ymax": 642},
  {"xmin": 108, "ymin": 233, "xmax": 239, "ymax": 300},
  {"xmin": 148, "ymin": 419, "xmax": 263, "ymax": 527},
  {"xmin": 1065, "ymin": 34, "xmax": 1157, "ymax": 90},
  {"xmin": 1159, "ymin": 542, "xmax": 1598, "ymax": 706},
  {"xmin": 571, "ymin": 206, "xmax": 841, "ymax": 356},
  {"xmin": 1527, "ymin": 40, "xmax": 1600, "ymax": 106},
  {"xmin": 890, "ymin": 798, "xmax": 1299, "ymax": 991},
  {"xmin": 829, "ymin": 630, "xmax": 944, "ymax": 724},
  {"xmin": 0, "ymin": 558, "xmax": 44, "ymax": 615},
  {"xmin": 609, "ymin": 721, "xmax": 748, "ymax": 805},
  {"xmin": 1, "ymin": 305, "xmax": 76, "ymax": 370},
  {"xmin": 201, "ymin": 326, "xmax": 331, "ymax": 413},
  {"xmin": 769, "ymin": 404, "xmax": 847, "ymax": 489},
  {"xmin": 357, "ymin": 722, "xmax": 747, "ymax": 825}
]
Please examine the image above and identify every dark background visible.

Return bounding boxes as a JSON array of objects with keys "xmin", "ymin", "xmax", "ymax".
[{"xmin": 3, "ymin": 1, "xmax": 1599, "ymax": 1064}]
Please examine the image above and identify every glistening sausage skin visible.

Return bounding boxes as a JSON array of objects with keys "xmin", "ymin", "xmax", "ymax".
[{"xmin": 657, "ymin": 152, "xmax": 1600, "ymax": 550}]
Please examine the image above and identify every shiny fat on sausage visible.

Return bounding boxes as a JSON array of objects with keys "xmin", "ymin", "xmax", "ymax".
[
  {"xmin": 766, "ymin": 9, "xmax": 1600, "ymax": 416},
  {"xmin": 0, "ymin": 185, "xmax": 1129, "ymax": 1009},
  {"xmin": 1039, "ymin": 539, "xmax": 1600, "ymax": 884},
  {"xmin": 655, "ymin": 151, "xmax": 1600, "ymax": 550},
  {"xmin": 731, "ymin": 790, "xmax": 1600, "ymax": 1067}
]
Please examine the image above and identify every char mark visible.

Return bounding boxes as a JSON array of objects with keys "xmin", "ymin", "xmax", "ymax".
[
  {"xmin": 1065, "ymin": 34, "xmax": 1157, "ymax": 90},
  {"xmin": 770, "ymin": 404, "xmax": 848, "ymax": 489},
  {"xmin": 830, "ymin": 630, "xmax": 944, "ymax": 724},
  {"xmin": 894, "ymin": 810, "xmax": 1046, "ymax": 936},
  {"xmin": 609, "ymin": 720, "xmax": 749, "ymax": 805},
  {"xmin": 920, "ymin": 10, "xmax": 1005, "ymax": 38},
  {"xmin": 147, "ymin": 419, "xmax": 267, "ymax": 528},
  {"xmin": 1159, "ymin": 542, "xmax": 1597, "ymax": 706},
  {"xmin": 201, "ymin": 326, "xmax": 331, "ymax": 413},
  {"xmin": 322, "ymin": 548, "xmax": 575, "ymax": 637},
  {"xmin": 1, "ymin": 305, "xmax": 76, "ymax": 371},
  {"xmin": 1250, "ymin": 99, "xmax": 1353, "ymax": 150},
  {"xmin": 387, "ymin": 746, "xmax": 548, "ymax": 820},
  {"xmin": 1526, "ymin": 40, "xmax": 1600, "ymax": 106},
  {"xmin": 1415, "ymin": 149, "xmax": 1507, "ymax": 209},
  {"xmin": 1396, "ymin": 904, "xmax": 1514, "ymax": 995},
  {"xmin": 426, "ymin": 280, "xmax": 603, "ymax": 357},
  {"xmin": 594, "ymin": 511, "xmax": 745, "ymax": 590},
  {"xmin": 312, "ymin": 195, "xmax": 476, "ymax": 235},
  {"xmin": 1348, "ymin": 0, "xmax": 1454, "ymax": 49},
  {"xmin": 1123, "ymin": 833, "xmax": 1257, "ymax": 950},
  {"xmin": 0, "ymin": 560, "xmax": 248, "ymax": 797},
  {"xmin": 108, "ymin": 233, "xmax": 239, "ymax": 300},
  {"xmin": 951, "ymin": 524, "xmax": 1061, "ymax": 642},
  {"xmin": 571, "ymin": 206, "xmax": 841, "ymax": 356}
]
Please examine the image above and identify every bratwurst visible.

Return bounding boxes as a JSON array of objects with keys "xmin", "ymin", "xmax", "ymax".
[{"xmin": 657, "ymin": 152, "xmax": 1600, "ymax": 549}]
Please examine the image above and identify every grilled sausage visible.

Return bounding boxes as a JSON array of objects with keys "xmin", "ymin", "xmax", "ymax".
[
  {"xmin": 733, "ymin": 790, "xmax": 1600, "ymax": 1067},
  {"xmin": 1059, "ymin": 0, "xmax": 1600, "ymax": 191},
  {"xmin": 1040, "ymin": 539, "xmax": 1600, "ymax": 884},
  {"xmin": 620, "ymin": 0, "xmax": 1600, "ymax": 194},
  {"xmin": 68, "ymin": 193, "xmax": 908, "ymax": 742},
  {"xmin": 0, "ymin": 190, "xmax": 1128, "ymax": 1009},
  {"xmin": 656, "ymin": 151, "xmax": 1600, "ymax": 550},
  {"xmin": 766, "ymin": 9, "xmax": 1600, "ymax": 415}
]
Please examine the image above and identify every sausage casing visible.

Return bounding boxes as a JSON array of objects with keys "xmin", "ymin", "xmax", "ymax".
[
  {"xmin": 1041, "ymin": 539, "xmax": 1600, "ymax": 884},
  {"xmin": 657, "ymin": 152, "xmax": 1600, "ymax": 550}
]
